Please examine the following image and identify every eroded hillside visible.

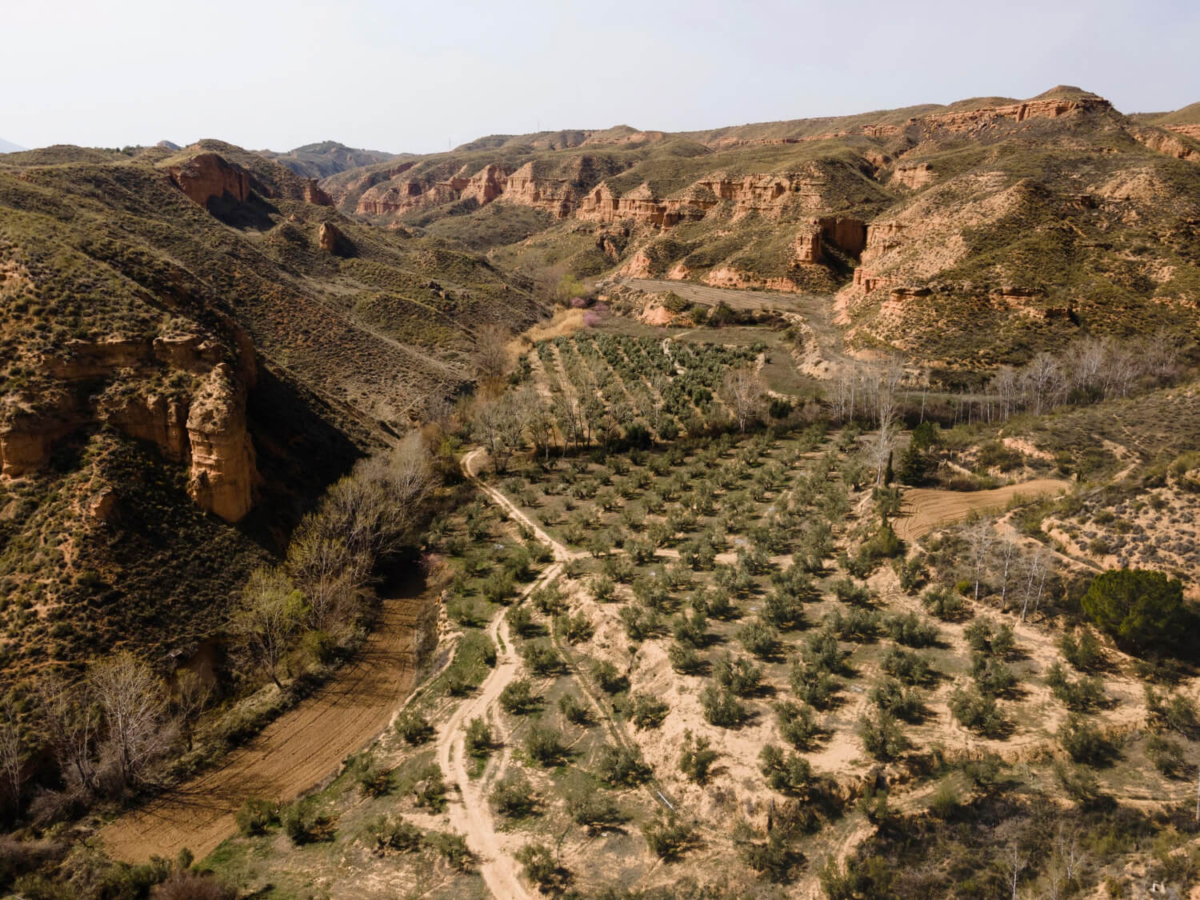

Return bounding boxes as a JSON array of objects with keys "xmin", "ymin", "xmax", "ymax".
[{"xmin": 0, "ymin": 142, "xmax": 542, "ymax": 680}]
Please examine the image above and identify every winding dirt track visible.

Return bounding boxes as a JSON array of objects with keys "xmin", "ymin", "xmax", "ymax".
[
  {"xmin": 98, "ymin": 595, "xmax": 427, "ymax": 864},
  {"xmin": 894, "ymin": 478, "xmax": 1070, "ymax": 542},
  {"xmin": 443, "ymin": 448, "xmax": 579, "ymax": 900}
]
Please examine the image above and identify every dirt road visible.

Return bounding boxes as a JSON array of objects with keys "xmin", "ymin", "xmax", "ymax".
[
  {"xmin": 894, "ymin": 478, "xmax": 1070, "ymax": 542},
  {"xmin": 441, "ymin": 449, "xmax": 584, "ymax": 900},
  {"xmin": 99, "ymin": 594, "xmax": 428, "ymax": 864}
]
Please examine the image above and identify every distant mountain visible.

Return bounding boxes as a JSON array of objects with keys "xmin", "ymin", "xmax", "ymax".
[
  {"xmin": 257, "ymin": 140, "xmax": 400, "ymax": 179},
  {"xmin": 0, "ymin": 137, "xmax": 26, "ymax": 154}
]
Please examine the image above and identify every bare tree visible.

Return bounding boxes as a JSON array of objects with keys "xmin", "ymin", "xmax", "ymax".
[
  {"xmin": 1002, "ymin": 843, "xmax": 1028, "ymax": 900},
  {"xmin": 286, "ymin": 530, "xmax": 358, "ymax": 633},
  {"xmin": 998, "ymin": 531, "xmax": 1018, "ymax": 609},
  {"xmin": 231, "ymin": 567, "xmax": 306, "ymax": 688},
  {"xmin": 36, "ymin": 675, "xmax": 98, "ymax": 792},
  {"xmin": 90, "ymin": 653, "xmax": 169, "ymax": 787},
  {"xmin": 173, "ymin": 670, "xmax": 211, "ymax": 753},
  {"xmin": 720, "ymin": 367, "xmax": 767, "ymax": 433},
  {"xmin": 0, "ymin": 699, "xmax": 24, "ymax": 809},
  {"xmin": 474, "ymin": 324, "xmax": 511, "ymax": 381},
  {"xmin": 970, "ymin": 518, "xmax": 994, "ymax": 602}
]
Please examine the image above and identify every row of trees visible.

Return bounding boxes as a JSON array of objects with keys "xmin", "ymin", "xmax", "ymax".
[
  {"xmin": 0, "ymin": 434, "xmax": 438, "ymax": 824},
  {"xmin": 232, "ymin": 433, "xmax": 437, "ymax": 687},
  {"xmin": 988, "ymin": 333, "xmax": 1184, "ymax": 418}
]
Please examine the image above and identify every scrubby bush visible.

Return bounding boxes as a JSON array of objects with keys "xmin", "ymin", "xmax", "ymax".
[
  {"xmin": 516, "ymin": 843, "xmax": 564, "ymax": 891},
  {"xmin": 521, "ymin": 640, "xmax": 561, "ymax": 676},
  {"xmin": 280, "ymin": 798, "xmax": 327, "ymax": 845},
  {"xmin": 464, "ymin": 717, "xmax": 494, "ymax": 759},
  {"xmin": 970, "ymin": 652, "xmax": 1017, "ymax": 697},
  {"xmin": 592, "ymin": 660, "xmax": 629, "ymax": 694},
  {"xmin": 921, "ymin": 585, "xmax": 968, "ymax": 621},
  {"xmin": 525, "ymin": 723, "xmax": 569, "ymax": 766},
  {"xmin": 737, "ymin": 618, "xmax": 780, "ymax": 659},
  {"xmin": 759, "ymin": 744, "xmax": 813, "ymax": 795},
  {"xmin": 566, "ymin": 782, "xmax": 625, "ymax": 830},
  {"xmin": 868, "ymin": 678, "xmax": 924, "ymax": 723},
  {"xmin": 700, "ymin": 683, "xmax": 749, "ymax": 728},
  {"xmin": 679, "ymin": 730, "xmax": 718, "ymax": 784},
  {"xmin": 412, "ymin": 764, "xmax": 448, "ymax": 811},
  {"xmin": 395, "ymin": 709, "xmax": 434, "ymax": 744},
  {"xmin": 858, "ymin": 710, "xmax": 909, "ymax": 761},
  {"xmin": 364, "ymin": 814, "xmax": 423, "ymax": 854},
  {"xmin": 774, "ymin": 700, "xmax": 822, "ymax": 750},
  {"xmin": 949, "ymin": 685, "xmax": 1006, "ymax": 737},
  {"xmin": 1059, "ymin": 628, "xmax": 1104, "ymax": 671},
  {"xmin": 1058, "ymin": 713, "xmax": 1115, "ymax": 765},
  {"xmin": 1046, "ymin": 662, "xmax": 1105, "ymax": 711},
  {"xmin": 964, "ymin": 618, "xmax": 1015, "ymax": 657},
  {"xmin": 596, "ymin": 745, "xmax": 652, "ymax": 787},
  {"xmin": 499, "ymin": 678, "xmax": 539, "ymax": 715},
  {"xmin": 880, "ymin": 646, "xmax": 931, "ymax": 686},
  {"xmin": 883, "ymin": 612, "xmax": 939, "ymax": 648},
  {"xmin": 1146, "ymin": 733, "xmax": 1186, "ymax": 777},
  {"xmin": 628, "ymin": 692, "xmax": 670, "ymax": 729},
  {"xmin": 491, "ymin": 771, "xmax": 539, "ymax": 818},
  {"xmin": 642, "ymin": 810, "xmax": 696, "ymax": 860},
  {"xmin": 235, "ymin": 798, "xmax": 279, "ymax": 836},
  {"xmin": 558, "ymin": 692, "xmax": 591, "ymax": 726},
  {"xmin": 713, "ymin": 653, "xmax": 764, "ymax": 697}
]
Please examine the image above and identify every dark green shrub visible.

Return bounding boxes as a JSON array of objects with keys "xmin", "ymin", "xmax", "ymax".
[
  {"xmin": 235, "ymin": 798, "xmax": 278, "ymax": 836},
  {"xmin": 700, "ymin": 683, "xmax": 748, "ymax": 728},
  {"xmin": 679, "ymin": 730, "xmax": 718, "ymax": 784},
  {"xmin": 491, "ymin": 771, "xmax": 539, "ymax": 818},
  {"xmin": 858, "ymin": 709, "xmax": 909, "ymax": 761},
  {"xmin": 759, "ymin": 744, "xmax": 813, "ymax": 795},
  {"xmin": 1058, "ymin": 713, "xmax": 1115, "ymax": 765},
  {"xmin": 628, "ymin": 692, "xmax": 670, "ymax": 730},
  {"xmin": 395, "ymin": 709, "xmax": 433, "ymax": 744},
  {"xmin": 949, "ymin": 685, "xmax": 1005, "ymax": 737},
  {"xmin": 642, "ymin": 810, "xmax": 695, "ymax": 860},
  {"xmin": 1081, "ymin": 569, "xmax": 1189, "ymax": 655},
  {"xmin": 596, "ymin": 745, "xmax": 652, "ymax": 787}
]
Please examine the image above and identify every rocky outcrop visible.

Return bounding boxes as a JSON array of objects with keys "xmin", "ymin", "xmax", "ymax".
[
  {"xmin": 852, "ymin": 268, "xmax": 887, "ymax": 293},
  {"xmin": 1128, "ymin": 127, "xmax": 1200, "ymax": 162},
  {"xmin": 318, "ymin": 221, "xmax": 346, "ymax": 254},
  {"xmin": 917, "ymin": 97, "xmax": 1111, "ymax": 134},
  {"xmin": 39, "ymin": 335, "xmax": 225, "ymax": 381},
  {"xmin": 861, "ymin": 222, "xmax": 907, "ymax": 265},
  {"xmin": 502, "ymin": 162, "xmax": 579, "ymax": 217},
  {"xmin": 186, "ymin": 365, "xmax": 255, "ymax": 523},
  {"xmin": 892, "ymin": 163, "xmax": 934, "ymax": 190},
  {"xmin": 302, "ymin": 179, "xmax": 334, "ymax": 206},
  {"xmin": 167, "ymin": 153, "xmax": 251, "ymax": 207},
  {"xmin": 1166, "ymin": 124, "xmax": 1200, "ymax": 141},
  {"xmin": 461, "ymin": 163, "xmax": 510, "ymax": 205},
  {"xmin": 2, "ymin": 336, "xmax": 258, "ymax": 522}
]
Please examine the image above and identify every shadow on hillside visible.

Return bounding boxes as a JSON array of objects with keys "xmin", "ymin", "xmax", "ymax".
[{"xmin": 207, "ymin": 192, "xmax": 278, "ymax": 231}]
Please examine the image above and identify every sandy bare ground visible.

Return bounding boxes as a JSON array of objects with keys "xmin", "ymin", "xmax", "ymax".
[
  {"xmin": 99, "ymin": 594, "xmax": 428, "ymax": 864},
  {"xmin": 894, "ymin": 478, "xmax": 1071, "ymax": 542}
]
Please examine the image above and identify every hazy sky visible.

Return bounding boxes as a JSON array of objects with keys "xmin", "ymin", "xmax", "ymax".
[{"xmin": 4, "ymin": 0, "xmax": 1197, "ymax": 153}]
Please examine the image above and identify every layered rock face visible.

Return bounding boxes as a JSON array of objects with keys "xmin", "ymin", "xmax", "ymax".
[
  {"xmin": 186, "ymin": 365, "xmax": 255, "ymax": 523},
  {"xmin": 794, "ymin": 217, "xmax": 868, "ymax": 264},
  {"xmin": 0, "ymin": 335, "xmax": 257, "ymax": 523},
  {"xmin": 1128, "ymin": 127, "xmax": 1200, "ymax": 162},
  {"xmin": 167, "ymin": 153, "xmax": 251, "ymax": 207},
  {"xmin": 917, "ymin": 97, "xmax": 1112, "ymax": 133}
]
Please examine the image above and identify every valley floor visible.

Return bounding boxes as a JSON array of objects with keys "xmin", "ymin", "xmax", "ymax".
[{"xmin": 98, "ymin": 591, "xmax": 430, "ymax": 863}]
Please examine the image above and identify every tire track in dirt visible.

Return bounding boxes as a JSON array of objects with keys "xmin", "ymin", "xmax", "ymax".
[
  {"xmin": 99, "ymin": 594, "xmax": 428, "ymax": 864},
  {"xmin": 894, "ymin": 478, "xmax": 1070, "ymax": 543}
]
